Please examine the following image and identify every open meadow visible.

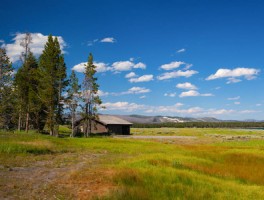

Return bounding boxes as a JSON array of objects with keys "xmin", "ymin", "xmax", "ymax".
[{"xmin": 1, "ymin": 127, "xmax": 264, "ymax": 199}]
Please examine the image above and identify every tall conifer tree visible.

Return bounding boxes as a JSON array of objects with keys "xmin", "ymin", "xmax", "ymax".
[
  {"xmin": 66, "ymin": 70, "xmax": 80, "ymax": 137},
  {"xmin": 82, "ymin": 53, "xmax": 102, "ymax": 137},
  {"xmin": 38, "ymin": 35, "xmax": 67, "ymax": 136},
  {"xmin": 0, "ymin": 48, "xmax": 14, "ymax": 129}
]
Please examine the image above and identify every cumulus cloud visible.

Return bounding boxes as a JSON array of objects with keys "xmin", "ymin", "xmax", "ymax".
[
  {"xmin": 100, "ymin": 101, "xmax": 259, "ymax": 118},
  {"xmin": 177, "ymin": 48, "xmax": 186, "ymax": 53},
  {"xmin": 123, "ymin": 87, "xmax": 151, "ymax": 94},
  {"xmin": 125, "ymin": 72, "xmax": 137, "ymax": 78},
  {"xmin": 164, "ymin": 93, "xmax": 177, "ymax": 97},
  {"xmin": 129, "ymin": 74, "xmax": 154, "ymax": 83},
  {"xmin": 72, "ymin": 61, "xmax": 111, "ymax": 73},
  {"xmin": 205, "ymin": 109, "xmax": 235, "ymax": 115},
  {"xmin": 227, "ymin": 96, "xmax": 240, "ymax": 100},
  {"xmin": 100, "ymin": 37, "xmax": 116, "ymax": 43},
  {"xmin": 179, "ymin": 90, "xmax": 213, "ymax": 98},
  {"xmin": 101, "ymin": 102, "xmax": 145, "ymax": 112},
  {"xmin": 176, "ymin": 82, "xmax": 197, "ymax": 90},
  {"xmin": 234, "ymin": 102, "xmax": 241, "ymax": 105},
  {"xmin": 112, "ymin": 61, "xmax": 134, "ymax": 71},
  {"xmin": 157, "ymin": 70, "xmax": 198, "ymax": 80},
  {"xmin": 134, "ymin": 62, "xmax": 146, "ymax": 69},
  {"xmin": 160, "ymin": 61, "xmax": 185, "ymax": 70},
  {"xmin": 139, "ymin": 95, "xmax": 146, "ymax": 99},
  {"xmin": 206, "ymin": 68, "xmax": 260, "ymax": 83},
  {"xmin": 3, "ymin": 33, "xmax": 66, "ymax": 62},
  {"xmin": 97, "ymin": 90, "xmax": 109, "ymax": 97},
  {"xmin": 112, "ymin": 61, "xmax": 147, "ymax": 71}
]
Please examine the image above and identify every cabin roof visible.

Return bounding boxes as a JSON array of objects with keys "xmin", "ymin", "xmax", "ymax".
[{"xmin": 98, "ymin": 115, "xmax": 133, "ymax": 125}]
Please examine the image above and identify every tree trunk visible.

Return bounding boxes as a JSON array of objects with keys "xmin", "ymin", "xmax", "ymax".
[
  {"xmin": 18, "ymin": 112, "xmax": 21, "ymax": 132},
  {"xmin": 25, "ymin": 111, "xmax": 29, "ymax": 133}
]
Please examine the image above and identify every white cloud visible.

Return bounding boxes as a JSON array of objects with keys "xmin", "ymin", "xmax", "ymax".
[
  {"xmin": 184, "ymin": 63, "xmax": 193, "ymax": 70},
  {"xmin": 101, "ymin": 102, "xmax": 144, "ymax": 112},
  {"xmin": 164, "ymin": 93, "xmax": 177, "ymax": 97},
  {"xmin": 134, "ymin": 62, "xmax": 146, "ymax": 69},
  {"xmin": 205, "ymin": 109, "xmax": 235, "ymax": 115},
  {"xmin": 97, "ymin": 90, "xmax": 109, "ymax": 97},
  {"xmin": 179, "ymin": 90, "xmax": 213, "ymax": 98},
  {"xmin": 100, "ymin": 37, "xmax": 115, "ymax": 43},
  {"xmin": 72, "ymin": 61, "xmax": 111, "ymax": 73},
  {"xmin": 227, "ymin": 96, "xmax": 240, "ymax": 100},
  {"xmin": 177, "ymin": 48, "xmax": 186, "ymax": 53},
  {"xmin": 239, "ymin": 110, "xmax": 259, "ymax": 114},
  {"xmin": 256, "ymin": 104, "xmax": 262, "ymax": 107},
  {"xmin": 234, "ymin": 102, "xmax": 241, "ymax": 105},
  {"xmin": 129, "ymin": 74, "xmax": 154, "ymax": 83},
  {"xmin": 176, "ymin": 82, "xmax": 197, "ymax": 90},
  {"xmin": 157, "ymin": 70, "xmax": 198, "ymax": 80},
  {"xmin": 3, "ymin": 33, "xmax": 66, "ymax": 62},
  {"xmin": 227, "ymin": 77, "xmax": 241, "ymax": 84},
  {"xmin": 215, "ymin": 87, "xmax": 221, "ymax": 90},
  {"xmin": 112, "ymin": 60, "xmax": 147, "ymax": 72},
  {"xmin": 125, "ymin": 72, "xmax": 137, "ymax": 78},
  {"xmin": 112, "ymin": 61, "xmax": 134, "ymax": 71},
  {"xmin": 0, "ymin": 40, "xmax": 4, "ymax": 43},
  {"xmin": 160, "ymin": 61, "xmax": 185, "ymax": 70},
  {"xmin": 101, "ymin": 101, "xmax": 259, "ymax": 118},
  {"xmin": 206, "ymin": 68, "xmax": 260, "ymax": 83},
  {"xmin": 140, "ymin": 95, "xmax": 146, "ymax": 99},
  {"xmin": 123, "ymin": 87, "xmax": 151, "ymax": 94}
]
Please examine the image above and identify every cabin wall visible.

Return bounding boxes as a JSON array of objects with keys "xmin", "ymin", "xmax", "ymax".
[{"xmin": 108, "ymin": 125, "xmax": 131, "ymax": 135}]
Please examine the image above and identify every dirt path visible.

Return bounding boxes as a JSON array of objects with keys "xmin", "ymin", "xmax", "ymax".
[{"xmin": 0, "ymin": 152, "xmax": 114, "ymax": 200}]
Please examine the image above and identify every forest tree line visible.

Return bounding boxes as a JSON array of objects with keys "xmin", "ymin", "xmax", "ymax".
[
  {"xmin": 0, "ymin": 33, "xmax": 101, "ymax": 137},
  {"xmin": 132, "ymin": 122, "xmax": 264, "ymax": 128}
]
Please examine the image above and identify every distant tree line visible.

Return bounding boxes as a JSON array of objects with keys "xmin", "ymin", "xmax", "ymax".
[
  {"xmin": 132, "ymin": 122, "xmax": 264, "ymax": 129},
  {"xmin": 0, "ymin": 33, "xmax": 101, "ymax": 137}
]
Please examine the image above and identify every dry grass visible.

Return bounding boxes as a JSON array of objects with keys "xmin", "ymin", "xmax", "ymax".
[{"xmin": 1, "ymin": 128, "xmax": 264, "ymax": 199}]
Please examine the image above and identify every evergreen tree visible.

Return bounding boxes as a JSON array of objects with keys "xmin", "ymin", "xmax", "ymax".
[
  {"xmin": 55, "ymin": 37, "xmax": 68, "ymax": 125},
  {"xmin": 17, "ymin": 32, "xmax": 32, "ymax": 131},
  {"xmin": 38, "ymin": 35, "xmax": 67, "ymax": 136},
  {"xmin": 0, "ymin": 48, "xmax": 14, "ymax": 129},
  {"xmin": 82, "ymin": 53, "xmax": 102, "ymax": 137},
  {"xmin": 15, "ymin": 51, "xmax": 43, "ymax": 132},
  {"xmin": 66, "ymin": 70, "xmax": 80, "ymax": 137}
]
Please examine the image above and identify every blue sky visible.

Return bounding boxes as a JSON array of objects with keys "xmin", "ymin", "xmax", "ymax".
[{"xmin": 1, "ymin": 0, "xmax": 264, "ymax": 120}]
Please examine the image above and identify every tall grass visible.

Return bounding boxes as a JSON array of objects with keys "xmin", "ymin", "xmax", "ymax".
[{"xmin": 1, "ymin": 129, "xmax": 264, "ymax": 199}]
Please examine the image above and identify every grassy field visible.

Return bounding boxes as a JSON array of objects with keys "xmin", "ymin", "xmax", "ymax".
[{"xmin": 0, "ymin": 127, "xmax": 264, "ymax": 199}]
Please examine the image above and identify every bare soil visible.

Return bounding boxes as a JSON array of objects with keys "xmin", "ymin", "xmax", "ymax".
[{"xmin": 0, "ymin": 152, "xmax": 115, "ymax": 200}]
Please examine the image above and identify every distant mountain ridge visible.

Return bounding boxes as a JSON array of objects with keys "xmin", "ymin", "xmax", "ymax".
[{"xmin": 108, "ymin": 114, "xmax": 261, "ymax": 124}]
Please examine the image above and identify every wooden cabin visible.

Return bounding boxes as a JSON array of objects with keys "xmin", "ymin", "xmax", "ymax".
[{"xmin": 75, "ymin": 115, "xmax": 132, "ymax": 135}]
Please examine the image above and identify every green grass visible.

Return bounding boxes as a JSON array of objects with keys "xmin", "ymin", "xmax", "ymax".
[
  {"xmin": 0, "ymin": 128, "xmax": 264, "ymax": 199},
  {"xmin": 131, "ymin": 127, "xmax": 264, "ymax": 137}
]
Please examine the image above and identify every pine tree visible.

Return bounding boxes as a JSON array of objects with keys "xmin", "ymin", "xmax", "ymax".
[
  {"xmin": 0, "ymin": 48, "xmax": 14, "ymax": 129},
  {"xmin": 17, "ymin": 32, "xmax": 32, "ymax": 131},
  {"xmin": 54, "ymin": 37, "xmax": 68, "ymax": 125},
  {"xmin": 15, "ymin": 51, "xmax": 43, "ymax": 132},
  {"xmin": 66, "ymin": 70, "xmax": 80, "ymax": 137},
  {"xmin": 38, "ymin": 35, "xmax": 67, "ymax": 136},
  {"xmin": 82, "ymin": 53, "xmax": 102, "ymax": 137}
]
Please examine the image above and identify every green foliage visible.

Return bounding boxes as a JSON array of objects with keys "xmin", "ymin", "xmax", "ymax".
[
  {"xmin": 38, "ymin": 35, "xmax": 67, "ymax": 136},
  {"xmin": 0, "ymin": 47, "xmax": 15, "ymax": 129},
  {"xmin": 82, "ymin": 53, "xmax": 102, "ymax": 137},
  {"xmin": 66, "ymin": 70, "xmax": 80, "ymax": 137}
]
